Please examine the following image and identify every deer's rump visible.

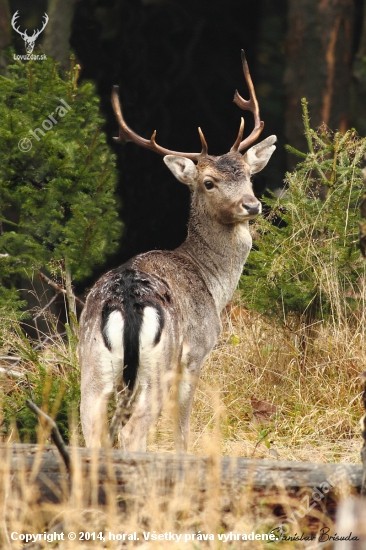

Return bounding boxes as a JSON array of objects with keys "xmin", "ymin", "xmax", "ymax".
[{"xmin": 80, "ymin": 266, "xmax": 173, "ymax": 392}]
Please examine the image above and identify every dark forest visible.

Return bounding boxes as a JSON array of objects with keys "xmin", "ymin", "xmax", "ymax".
[{"xmin": 1, "ymin": 0, "xmax": 365, "ymax": 276}]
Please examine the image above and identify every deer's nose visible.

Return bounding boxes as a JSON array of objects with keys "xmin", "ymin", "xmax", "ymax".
[{"xmin": 242, "ymin": 200, "xmax": 261, "ymax": 216}]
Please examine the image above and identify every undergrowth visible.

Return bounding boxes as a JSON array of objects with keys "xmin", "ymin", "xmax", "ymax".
[
  {"xmin": 0, "ymin": 316, "xmax": 79, "ymax": 444},
  {"xmin": 1, "ymin": 290, "xmax": 362, "ymax": 459},
  {"xmin": 148, "ymin": 299, "xmax": 364, "ymax": 464},
  {"xmin": 0, "ymin": 100, "xmax": 365, "ymax": 548},
  {"xmin": 0, "ymin": 297, "xmax": 364, "ymax": 549}
]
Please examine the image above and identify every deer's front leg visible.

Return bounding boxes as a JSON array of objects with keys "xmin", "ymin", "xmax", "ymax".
[{"xmin": 174, "ymin": 361, "xmax": 202, "ymax": 453}]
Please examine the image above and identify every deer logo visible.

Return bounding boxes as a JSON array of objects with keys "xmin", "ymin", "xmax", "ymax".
[
  {"xmin": 11, "ymin": 11, "xmax": 49, "ymax": 54},
  {"xmin": 78, "ymin": 51, "xmax": 277, "ymax": 452}
]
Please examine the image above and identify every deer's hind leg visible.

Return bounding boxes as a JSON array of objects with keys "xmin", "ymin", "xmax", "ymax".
[
  {"xmin": 118, "ymin": 307, "xmax": 176, "ymax": 452},
  {"xmin": 80, "ymin": 311, "xmax": 124, "ymax": 448},
  {"xmin": 118, "ymin": 386, "xmax": 158, "ymax": 452}
]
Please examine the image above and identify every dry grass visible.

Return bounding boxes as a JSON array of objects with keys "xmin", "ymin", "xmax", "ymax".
[
  {"xmin": 148, "ymin": 300, "xmax": 364, "ymax": 465},
  {"xmin": 0, "ymin": 295, "xmax": 364, "ymax": 549}
]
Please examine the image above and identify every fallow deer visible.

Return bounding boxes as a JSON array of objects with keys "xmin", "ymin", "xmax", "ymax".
[{"xmin": 78, "ymin": 51, "xmax": 276, "ymax": 452}]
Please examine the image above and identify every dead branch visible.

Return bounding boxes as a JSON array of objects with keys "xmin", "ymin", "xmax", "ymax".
[
  {"xmin": 38, "ymin": 271, "xmax": 84, "ymax": 307},
  {"xmin": 25, "ymin": 400, "xmax": 71, "ymax": 473}
]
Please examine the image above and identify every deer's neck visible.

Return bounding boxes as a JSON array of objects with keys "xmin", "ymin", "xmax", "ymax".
[{"xmin": 176, "ymin": 207, "xmax": 252, "ymax": 312}]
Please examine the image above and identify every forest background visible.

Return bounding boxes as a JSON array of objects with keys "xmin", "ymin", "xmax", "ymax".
[
  {"xmin": 0, "ymin": 0, "xmax": 366, "ymax": 459},
  {"xmin": 1, "ymin": 0, "xmax": 364, "ymax": 279}
]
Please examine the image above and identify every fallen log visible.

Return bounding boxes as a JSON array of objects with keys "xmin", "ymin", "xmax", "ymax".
[{"xmin": 1, "ymin": 443, "xmax": 362, "ymax": 508}]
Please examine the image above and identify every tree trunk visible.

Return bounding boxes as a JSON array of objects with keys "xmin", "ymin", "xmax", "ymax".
[
  {"xmin": 3, "ymin": 443, "xmax": 362, "ymax": 506},
  {"xmin": 352, "ymin": 1, "xmax": 366, "ymax": 136},
  {"xmin": 0, "ymin": 0, "xmax": 11, "ymax": 73},
  {"xmin": 65, "ymin": 259, "xmax": 78, "ymax": 336},
  {"xmin": 43, "ymin": 0, "xmax": 75, "ymax": 69},
  {"xmin": 285, "ymin": 0, "xmax": 354, "ymax": 167}
]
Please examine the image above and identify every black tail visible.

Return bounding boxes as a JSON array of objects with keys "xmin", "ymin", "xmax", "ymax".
[{"xmin": 101, "ymin": 269, "xmax": 164, "ymax": 391}]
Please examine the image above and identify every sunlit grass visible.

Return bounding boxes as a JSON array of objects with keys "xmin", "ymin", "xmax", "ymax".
[
  {"xmin": 147, "ymin": 294, "xmax": 364, "ymax": 465},
  {"xmin": 0, "ymin": 284, "xmax": 364, "ymax": 548}
]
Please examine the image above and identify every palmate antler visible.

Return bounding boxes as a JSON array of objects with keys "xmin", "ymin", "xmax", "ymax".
[{"xmin": 111, "ymin": 49, "xmax": 264, "ymax": 161}]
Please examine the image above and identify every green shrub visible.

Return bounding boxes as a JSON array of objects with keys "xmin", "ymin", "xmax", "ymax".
[
  {"xmin": 241, "ymin": 99, "xmax": 366, "ymax": 328},
  {"xmin": 0, "ymin": 53, "xmax": 123, "ymax": 441},
  {"xmin": 0, "ymin": 321, "xmax": 80, "ymax": 443},
  {"xmin": 0, "ymin": 53, "xmax": 122, "ymax": 313}
]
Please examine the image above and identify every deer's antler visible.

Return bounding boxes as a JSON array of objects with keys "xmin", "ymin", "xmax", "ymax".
[
  {"xmin": 32, "ymin": 13, "xmax": 49, "ymax": 40},
  {"xmin": 111, "ymin": 86, "xmax": 208, "ymax": 161},
  {"xmin": 11, "ymin": 11, "xmax": 49, "ymax": 41},
  {"xmin": 11, "ymin": 11, "xmax": 27, "ymax": 39},
  {"xmin": 112, "ymin": 51, "xmax": 264, "ymax": 160},
  {"xmin": 230, "ymin": 49, "xmax": 264, "ymax": 153}
]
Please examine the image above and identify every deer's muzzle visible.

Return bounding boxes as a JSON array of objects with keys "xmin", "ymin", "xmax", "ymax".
[{"xmin": 242, "ymin": 199, "xmax": 261, "ymax": 217}]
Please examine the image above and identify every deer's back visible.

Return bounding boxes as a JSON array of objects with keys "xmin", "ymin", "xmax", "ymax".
[{"xmin": 79, "ymin": 249, "xmax": 221, "ymax": 356}]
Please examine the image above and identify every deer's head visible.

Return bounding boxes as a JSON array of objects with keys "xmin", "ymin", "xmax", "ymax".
[
  {"xmin": 112, "ymin": 51, "xmax": 276, "ymax": 226},
  {"xmin": 11, "ymin": 11, "xmax": 49, "ymax": 54}
]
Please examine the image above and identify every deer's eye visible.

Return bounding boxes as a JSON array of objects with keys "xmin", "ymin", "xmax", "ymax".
[{"xmin": 204, "ymin": 180, "xmax": 214, "ymax": 190}]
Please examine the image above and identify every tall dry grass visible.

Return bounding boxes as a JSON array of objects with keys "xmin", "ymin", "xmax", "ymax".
[
  {"xmin": 0, "ymin": 280, "xmax": 364, "ymax": 548},
  {"xmin": 148, "ymin": 295, "xmax": 364, "ymax": 465}
]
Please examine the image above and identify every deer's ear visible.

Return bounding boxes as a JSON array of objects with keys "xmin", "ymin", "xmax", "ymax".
[
  {"xmin": 164, "ymin": 155, "xmax": 198, "ymax": 187},
  {"xmin": 243, "ymin": 135, "xmax": 277, "ymax": 174}
]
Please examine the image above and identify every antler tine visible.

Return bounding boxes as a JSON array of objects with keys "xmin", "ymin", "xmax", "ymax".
[
  {"xmin": 11, "ymin": 11, "xmax": 26, "ymax": 38},
  {"xmin": 35, "ymin": 13, "xmax": 49, "ymax": 37},
  {"xmin": 230, "ymin": 49, "xmax": 264, "ymax": 153},
  {"xmin": 11, "ymin": 10, "xmax": 19, "ymax": 27},
  {"xmin": 197, "ymin": 127, "xmax": 208, "ymax": 156},
  {"xmin": 230, "ymin": 117, "xmax": 245, "ymax": 152},
  {"xmin": 111, "ymin": 86, "xmax": 207, "ymax": 161}
]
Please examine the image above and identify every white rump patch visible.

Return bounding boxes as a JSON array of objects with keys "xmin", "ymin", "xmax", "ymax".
[
  {"xmin": 99, "ymin": 309, "xmax": 124, "ymax": 392},
  {"xmin": 140, "ymin": 306, "xmax": 160, "ymax": 351},
  {"xmin": 104, "ymin": 309, "xmax": 124, "ymax": 358},
  {"xmin": 139, "ymin": 306, "xmax": 163, "ymax": 387}
]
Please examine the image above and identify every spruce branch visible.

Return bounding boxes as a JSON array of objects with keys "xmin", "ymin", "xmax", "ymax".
[
  {"xmin": 301, "ymin": 98, "xmax": 314, "ymax": 154},
  {"xmin": 301, "ymin": 97, "xmax": 329, "ymax": 183}
]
